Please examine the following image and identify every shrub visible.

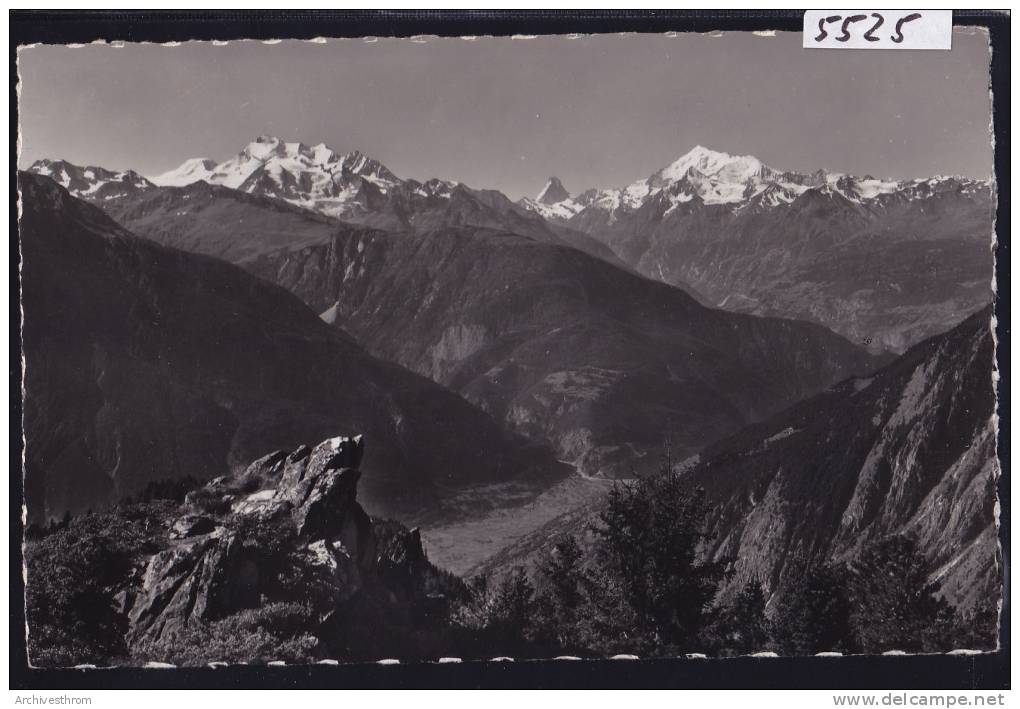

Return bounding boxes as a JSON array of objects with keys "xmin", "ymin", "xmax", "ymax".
[
  {"xmin": 25, "ymin": 511, "xmax": 154, "ymax": 666},
  {"xmin": 130, "ymin": 602, "xmax": 320, "ymax": 666},
  {"xmin": 185, "ymin": 486, "xmax": 233, "ymax": 516},
  {"xmin": 127, "ymin": 475, "xmax": 203, "ymax": 504}
]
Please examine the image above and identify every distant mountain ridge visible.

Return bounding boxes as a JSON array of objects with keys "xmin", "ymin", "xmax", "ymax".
[
  {"xmin": 519, "ymin": 145, "xmax": 994, "ymax": 353},
  {"xmin": 29, "ymin": 139, "xmax": 622, "ymax": 268},
  {"xmin": 29, "ymin": 158, "xmax": 154, "ymax": 201},
  {"xmin": 26, "ymin": 139, "xmax": 994, "ymax": 354},
  {"xmin": 520, "ymin": 145, "xmax": 990, "ymax": 221}
]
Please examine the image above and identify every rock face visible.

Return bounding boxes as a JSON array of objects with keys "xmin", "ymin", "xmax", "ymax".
[
  {"xmin": 243, "ymin": 224, "xmax": 884, "ymax": 478},
  {"xmin": 18, "ymin": 172, "xmax": 569, "ymax": 523},
  {"xmin": 476, "ymin": 308, "xmax": 1000, "ymax": 617},
  {"xmin": 128, "ymin": 435, "xmax": 439, "ymax": 648},
  {"xmin": 536, "ymin": 177, "xmax": 570, "ymax": 205},
  {"xmin": 689, "ymin": 305, "xmax": 1000, "ymax": 614}
]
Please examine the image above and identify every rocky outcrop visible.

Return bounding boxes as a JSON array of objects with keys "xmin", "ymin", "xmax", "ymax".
[
  {"xmin": 127, "ymin": 435, "xmax": 443, "ymax": 648},
  {"xmin": 129, "ymin": 529, "xmax": 244, "ymax": 642}
]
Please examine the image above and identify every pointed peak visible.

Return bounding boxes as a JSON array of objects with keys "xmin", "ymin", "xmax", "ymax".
[{"xmin": 536, "ymin": 176, "xmax": 570, "ymax": 204}]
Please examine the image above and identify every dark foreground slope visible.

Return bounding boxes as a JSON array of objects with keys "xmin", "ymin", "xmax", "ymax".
[
  {"xmin": 479, "ymin": 307, "xmax": 999, "ymax": 617},
  {"xmin": 19, "ymin": 173, "xmax": 567, "ymax": 523},
  {"xmin": 245, "ymin": 225, "xmax": 883, "ymax": 478},
  {"xmin": 691, "ymin": 305, "xmax": 999, "ymax": 613}
]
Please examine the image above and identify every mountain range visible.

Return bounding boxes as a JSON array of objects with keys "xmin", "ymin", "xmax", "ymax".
[
  {"xmin": 26, "ymin": 142, "xmax": 883, "ymax": 480},
  {"xmin": 32, "ymin": 137, "xmax": 621, "ymax": 267},
  {"xmin": 30, "ymin": 140, "xmax": 994, "ymax": 356},
  {"xmin": 520, "ymin": 146, "xmax": 994, "ymax": 353}
]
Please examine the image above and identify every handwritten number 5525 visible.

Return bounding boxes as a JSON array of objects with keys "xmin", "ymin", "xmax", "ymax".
[{"xmin": 815, "ymin": 12, "xmax": 922, "ymax": 43}]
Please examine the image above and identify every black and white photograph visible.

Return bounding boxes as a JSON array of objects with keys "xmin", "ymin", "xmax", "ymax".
[{"xmin": 12, "ymin": 11, "xmax": 1006, "ymax": 685}]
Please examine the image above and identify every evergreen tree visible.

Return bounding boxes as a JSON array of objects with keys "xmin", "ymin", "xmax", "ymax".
[
  {"xmin": 592, "ymin": 470, "xmax": 726, "ymax": 653},
  {"xmin": 774, "ymin": 561, "xmax": 857, "ymax": 655},
  {"xmin": 454, "ymin": 567, "xmax": 537, "ymax": 655},
  {"xmin": 534, "ymin": 535, "xmax": 586, "ymax": 651},
  {"xmin": 475, "ymin": 566, "xmax": 536, "ymax": 654},
  {"xmin": 710, "ymin": 580, "xmax": 773, "ymax": 655},
  {"xmin": 849, "ymin": 535, "xmax": 959, "ymax": 653},
  {"xmin": 539, "ymin": 535, "xmax": 584, "ymax": 613}
]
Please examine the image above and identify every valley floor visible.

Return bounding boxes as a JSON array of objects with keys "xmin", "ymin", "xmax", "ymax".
[{"xmin": 420, "ymin": 471, "xmax": 618, "ymax": 575}]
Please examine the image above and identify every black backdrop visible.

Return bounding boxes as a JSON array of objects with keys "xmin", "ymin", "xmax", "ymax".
[{"xmin": 9, "ymin": 9, "xmax": 1010, "ymax": 690}]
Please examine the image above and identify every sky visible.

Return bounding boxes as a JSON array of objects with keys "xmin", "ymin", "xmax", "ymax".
[{"xmin": 17, "ymin": 29, "xmax": 993, "ymax": 200}]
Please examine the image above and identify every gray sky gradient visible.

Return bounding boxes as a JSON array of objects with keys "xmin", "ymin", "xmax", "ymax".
[{"xmin": 18, "ymin": 30, "xmax": 993, "ymax": 200}]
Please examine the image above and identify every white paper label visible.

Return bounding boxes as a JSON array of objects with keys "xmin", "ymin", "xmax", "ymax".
[{"xmin": 804, "ymin": 10, "xmax": 952, "ymax": 49}]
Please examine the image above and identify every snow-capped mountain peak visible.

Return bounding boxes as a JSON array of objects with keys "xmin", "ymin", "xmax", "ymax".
[
  {"xmin": 519, "ymin": 143, "xmax": 991, "ymax": 223},
  {"xmin": 28, "ymin": 159, "xmax": 154, "ymax": 200},
  {"xmin": 536, "ymin": 176, "xmax": 570, "ymax": 204},
  {"xmin": 151, "ymin": 157, "xmax": 219, "ymax": 187},
  {"xmin": 147, "ymin": 136, "xmax": 404, "ymax": 217},
  {"xmin": 643, "ymin": 145, "xmax": 780, "ymax": 202},
  {"xmin": 654, "ymin": 145, "xmax": 769, "ymax": 183}
]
